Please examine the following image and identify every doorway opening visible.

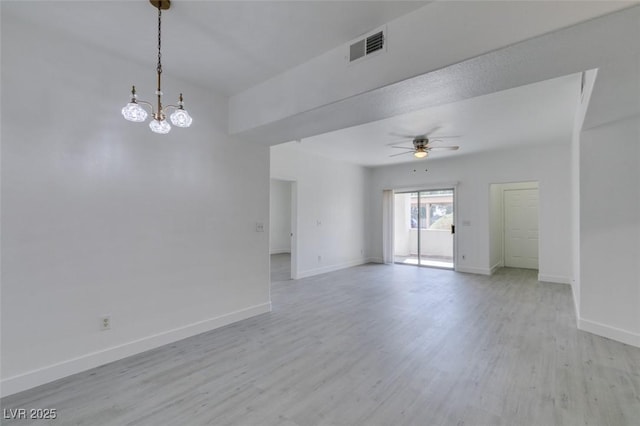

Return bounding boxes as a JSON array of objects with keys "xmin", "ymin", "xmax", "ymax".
[
  {"xmin": 270, "ymin": 179, "xmax": 296, "ymax": 282},
  {"xmin": 393, "ymin": 189, "xmax": 455, "ymax": 269}
]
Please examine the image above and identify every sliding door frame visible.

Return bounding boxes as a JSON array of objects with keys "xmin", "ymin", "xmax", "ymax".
[{"xmin": 388, "ymin": 183, "xmax": 458, "ymax": 271}]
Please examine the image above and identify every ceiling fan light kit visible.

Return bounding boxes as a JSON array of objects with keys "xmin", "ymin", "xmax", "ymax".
[
  {"xmin": 414, "ymin": 148, "xmax": 428, "ymax": 158},
  {"xmin": 121, "ymin": 0, "xmax": 193, "ymax": 134}
]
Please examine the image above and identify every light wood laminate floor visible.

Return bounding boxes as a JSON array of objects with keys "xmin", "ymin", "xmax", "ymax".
[
  {"xmin": 271, "ymin": 253, "xmax": 291, "ymax": 283},
  {"xmin": 2, "ymin": 265, "xmax": 639, "ymax": 425}
]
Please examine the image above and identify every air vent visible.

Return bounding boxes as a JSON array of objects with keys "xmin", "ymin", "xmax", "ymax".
[
  {"xmin": 350, "ymin": 39, "xmax": 366, "ymax": 62},
  {"xmin": 366, "ymin": 31, "xmax": 384, "ymax": 55},
  {"xmin": 348, "ymin": 27, "xmax": 386, "ymax": 63}
]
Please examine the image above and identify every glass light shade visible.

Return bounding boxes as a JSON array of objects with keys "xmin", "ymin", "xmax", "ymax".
[
  {"xmin": 121, "ymin": 102, "xmax": 148, "ymax": 122},
  {"xmin": 170, "ymin": 109, "xmax": 193, "ymax": 128},
  {"xmin": 149, "ymin": 119, "xmax": 171, "ymax": 134},
  {"xmin": 414, "ymin": 150, "xmax": 428, "ymax": 158}
]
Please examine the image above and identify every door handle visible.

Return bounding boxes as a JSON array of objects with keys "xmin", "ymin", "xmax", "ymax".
[{"xmin": 451, "ymin": 225, "xmax": 455, "ymax": 234}]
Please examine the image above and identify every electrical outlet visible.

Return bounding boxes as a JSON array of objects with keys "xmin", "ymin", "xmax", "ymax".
[
  {"xmin": 318, "ymin": 255, "xmax": 322, "ymax": 262},
  {"xmin": 256, "ymin": 222, "xmax": 264, "ymax": 232},
  {"xmin": 100, "ymin": 315, "xmax": 111, "ymax": 331}
]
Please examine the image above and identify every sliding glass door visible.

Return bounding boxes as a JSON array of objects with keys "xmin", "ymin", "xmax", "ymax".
[{"xmin": 393, "ymin": 189, "xmax": 454, "ymax": 269}]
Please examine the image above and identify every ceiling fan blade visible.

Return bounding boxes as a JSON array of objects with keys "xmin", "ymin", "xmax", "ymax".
[
  {"xmin": 428, "ymin": 146, "xmax": 459, "ymax": 151},
  {"xmin": 423, "ymin": 125, "xmax": 443, "ymax": 137},
  {"xmin": 388, "ymin": 132, "xmax": 415, "ymax": 139},
  {"xmin": 386, "ymin": 140, "xmax": 413, "ymax": 146},
  {"xmin": 389, "ymin": 151, "xmax": 413, "ymax": 157},
  {"xmin": 390, "ymin": 146, "xmax": 415, "ymax": 150},
  {"xmin": 429, "ymin": 135, "xmax": 461, "ymax": 140}
]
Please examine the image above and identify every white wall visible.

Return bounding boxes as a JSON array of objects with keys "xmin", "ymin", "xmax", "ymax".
[
  {"xmin": 271, "ymin": 143, "xmax": 369, "ymax": 278},
  {"xmin": 270, "ymin": 179, "xmax": 292, "ymax": 254},
  {"xmin": 0, "ymin": 14, "xmax": 271, "ymax": 396},
  {"xmin": 368, "ymin": 143, "xmax": 572, "ymax": 280},
  {"xmin": 570, "ymin": 70, "xmax": 598, "ymax": 318},
  {"xmin": 579, "ymin": 115, "xmax": 640, "ymax": 345},
  {"xmin": 572, "ymin": 26, "xmax": 640, "ymax": 346}
]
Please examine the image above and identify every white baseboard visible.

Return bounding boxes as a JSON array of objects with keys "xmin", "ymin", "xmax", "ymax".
[
  {"xmin": 578, "ymin": 317, "xmax": 640, "ymax": 348},
  {"xmin": 270, "ymin": 249, "xmax": 291, "ymax": 255},
  {"xmin": 456, "ymin": 266, "xmax": 492, "ymax": 275},
  {"xmin": 538, "ymin": 274, "xmax": 571, "ymax": 284},
  {"xmin": 0, "ymin": 302, "xmax": 272, "ymax": 398},
  {"xmin": 490, "ymin": 261, "xmax": 503, "ymax": 275},
  {"xmin": 367, "ymin": 257, "xmax": 384, "ymax": 264},
  {"xmin": 296, "ymin": 258, "xmax": 368, "ymax": 279}
]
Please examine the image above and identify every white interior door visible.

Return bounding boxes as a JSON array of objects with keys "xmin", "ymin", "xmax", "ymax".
[{"xmin": 504, "ymin": 188, "xmax": 539, "ymax": 269}]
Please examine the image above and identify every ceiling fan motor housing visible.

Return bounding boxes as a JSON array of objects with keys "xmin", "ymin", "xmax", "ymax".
[{"xmin": 413, "ymin": 137, "xmax": 429, "ymax": 149}]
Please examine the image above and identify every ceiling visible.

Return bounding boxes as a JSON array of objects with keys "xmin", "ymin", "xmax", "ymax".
[
  {"xmin": 281, "ymin": 72, "xmax": 582, "ymax": 167},
  {"xmin": 1, "ymin": 0, "xmax": 428, "ymax": 96},
  {"xmin": 2, "ymin": 1, "xmax": 624, "ymax": 168}
]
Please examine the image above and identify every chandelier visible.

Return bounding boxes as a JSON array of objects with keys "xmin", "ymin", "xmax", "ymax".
[{"xmin": 121, "ymin": 0, "xmax": 192, "ymax": 134}]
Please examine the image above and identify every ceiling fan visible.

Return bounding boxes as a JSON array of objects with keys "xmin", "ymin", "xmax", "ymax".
[{"xmin": 389, "ymin": 133, "xmax": 460, "ymax": 159}]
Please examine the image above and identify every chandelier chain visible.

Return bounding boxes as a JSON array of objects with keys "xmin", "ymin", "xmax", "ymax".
[{"xmin": 157, "ymin": 6, "xmax": 162, "ymax": 75}]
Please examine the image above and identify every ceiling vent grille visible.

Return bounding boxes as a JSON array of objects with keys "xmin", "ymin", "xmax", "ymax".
[
  {"xmin": 350, "ymin": 39, "xmax": 366, "ymax": 62},
  {"xmin": 348, "ymin": 27, "xmax": 386, "ymax": 63},
  {"xmin": 366, "ymin": 31, "xmax": 384, "ymax": 55}
]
